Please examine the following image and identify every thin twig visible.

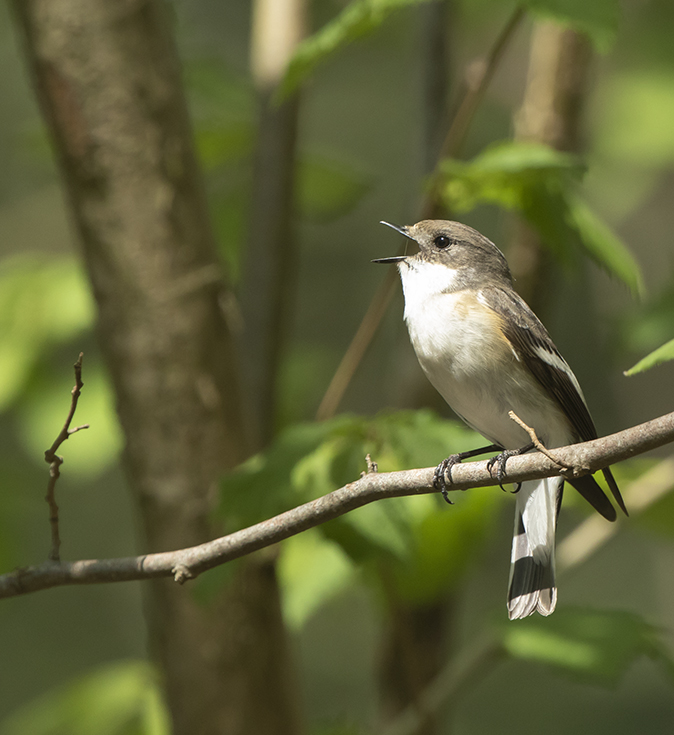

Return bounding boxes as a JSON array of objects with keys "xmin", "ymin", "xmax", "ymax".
[
  {"xmin": 2, "ymin": 410, "xmax": 672, "ymax": 599},
  {"xmin": 43, "ymin": 353, "xmax": 89, "ymax": 562},
  {"xmin": 508, "ymin": 410, "xmax": 569, "ymax": 470},
  {"xmin": 378, "ymin": 635, "xmax": 503, "ymax": 735},
  {"xmin": 421, "ymin": 4, "xmax": 526, "ymax": 218},
  {"xmin": 316, "ymin": 5, "xmax": 526, "ymax": 421},
  {"xmin": 316, "ymin": 270, "xmax": 398, "ymax": 421}
]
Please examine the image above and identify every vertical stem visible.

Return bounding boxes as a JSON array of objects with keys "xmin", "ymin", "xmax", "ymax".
[
  {"xmin": 242, "ymin": 0, "xmax": 307, "ymax": 448},
  {"xmin": 509, "ymin": 21, "xmax": 592, "ymax": 306}
]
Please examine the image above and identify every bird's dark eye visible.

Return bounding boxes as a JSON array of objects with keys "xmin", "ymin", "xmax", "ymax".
[{"xmin": 434, "ymin": 235, "xmax": 451, "ymax": 249}]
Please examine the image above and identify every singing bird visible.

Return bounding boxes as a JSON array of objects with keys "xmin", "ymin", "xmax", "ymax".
[{"xmin": 374, "ymin": 219, "xmax": 626, "ymax": 619}]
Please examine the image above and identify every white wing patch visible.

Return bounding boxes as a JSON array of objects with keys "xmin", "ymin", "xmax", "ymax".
[{"xmin": 533, "ymin": 344, "xmax": 586, "ymax": 405}]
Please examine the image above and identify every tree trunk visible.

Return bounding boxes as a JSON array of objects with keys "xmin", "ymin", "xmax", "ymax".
[{"xmin": 12, "ymin": 2, "xmax": 301, "ymax": 734}]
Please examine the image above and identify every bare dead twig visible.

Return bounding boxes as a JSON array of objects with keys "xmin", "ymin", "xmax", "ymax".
[
  {"xmin": 421, "ymin": 4, "xmax": 526, "ymax": 219},
  {"xmin": 362, "ymin": 453, "xmax": 379, "ymax": 477},
  {"xmin": 2, "ymin": 410, "xmax": 672, "ymax": 599},
  {"xmin": 508, "ymin": 410, "xmax": 569, "ymax": 470},
  {"xmin": 316, "ymin": 5, "xmax": 526, "ymax": 421},
  {"xmin": 43, "ymin": 353, "xmax": 89, "ymax": 562}
]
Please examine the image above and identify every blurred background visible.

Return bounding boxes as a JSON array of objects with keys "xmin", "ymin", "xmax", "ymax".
[{"xmin": 1, "ymin": 0, "xmax": 674, "ymax": 733}]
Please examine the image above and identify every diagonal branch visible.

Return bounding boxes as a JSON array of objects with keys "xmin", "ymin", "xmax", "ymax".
[{"xmin": 3, "ymin": 411, "xmax": 673, "ymax": 600}]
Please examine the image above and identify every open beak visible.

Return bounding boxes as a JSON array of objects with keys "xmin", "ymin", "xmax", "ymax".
[
  {"xmin": 372, "ymin": 255, "xmax": 407, "ymax": 264},
  {"xmin": 380, "ymin": 221, "xmax": 414, "ymax": 239},
  {"xmin": 372, "ymin": 221, "xmax": 414, "ymax": 264}
]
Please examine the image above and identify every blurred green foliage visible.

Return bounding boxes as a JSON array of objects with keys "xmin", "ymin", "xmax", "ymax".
[
  {"xmin": 441, "ymin": 141, "xmax": 643, "ymax": 295},
  {"xmin": 218, "ymin": 411, "xmax": 501, "ymax": 618},
  {"xmin": 0, "ymin": 257, "xmax": 93, "ymax": 409},
  {"xmin": 0, "ymin": 662, "xmax": 169, "ymax": 735},
  {"xmin": 280, "ymin": 0, "xmax": 619, "ymax": 98},
  {"xmin": 524, "ymin": 0, "xmax": 619, "ymax": 52},
  {"xmin": 500, "ymin": 607, "xmax": 674, "ymax": 686},
  {"xmin": 1, "ymin": 0, "xmax": 674, "ymax": 732}
]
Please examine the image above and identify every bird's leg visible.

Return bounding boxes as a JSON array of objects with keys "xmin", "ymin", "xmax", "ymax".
[
  {"xmin": 434, "ymin": 443, "xmax": 502, "ymax": 504},
  {"xmin": 486, "ymin": 442, "xmax": 535, "ymax": 492}
]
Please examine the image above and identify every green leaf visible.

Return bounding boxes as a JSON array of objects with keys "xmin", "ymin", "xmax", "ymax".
[
  {"xmin": 0, "ymin": 661, "xmax": 169, "ymax": 735},
  {"xmin": 624, "ymin": 338, "xmax": 674, "ymax": 376},
  {"xmin": 566, "ymin": 195, "xmax": 644, "ymax": 296},
  {"xmin": 278, "ymin": 0, "xmax": 429, "ymax": 99},
  {"xmin": 278, "ymin": 529, "xmax": 355, "ymax": 628},
  {"xmin": 218, "ymin": 418, "xmax": 348, "ymax": 529},
  {"xmin": 442, "ymin": 140, "xmax": 584, "ymax": 216},
  {"xmin": 0, "ymin": 256, "xmax": 95, "ymax": 409},
  {"xmin": 390, "ymin": 489, "xmax": 500, "ymax": 603},
  {"xmin": 441, "ymin": 141, "xmax": 643, "ymax": 293},
  {"xmin": 297, "ymin": 154, "xmax": 372, "ymax": 222},
  {"xmin": 218, "ymin": 411, "xmax": 497, "ymax": 605},
  {"xmin": 501, "ymin": 608, "xmax": 671, "ymax": 686},
  {"xmin": 523, "ymin": 0, "xmax": 620, "ymax": 53},
  {"xmin": 597, "ymin": 72, "xmax": 674, "ymax": 165}
]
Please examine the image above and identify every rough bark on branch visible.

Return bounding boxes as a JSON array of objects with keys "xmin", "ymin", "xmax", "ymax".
[{"xmin": 3, "ymin": 411, "xmax": 672, "ymax": 600}]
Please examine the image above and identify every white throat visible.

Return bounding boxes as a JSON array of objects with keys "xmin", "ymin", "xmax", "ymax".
[{"xmin": 398, "ymin": 260, "xmax": 460, "ymax": 319}]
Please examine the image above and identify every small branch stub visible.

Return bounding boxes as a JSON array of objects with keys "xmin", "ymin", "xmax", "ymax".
[
  {"xmin": 363, "ymin": 453, "xmax": 378, "ymax": 476},
  {"xmin": 43, "ymin": 353, "xmax": 89, "ymax": 562},
  {"xmin": 508, "ymin": 410, "xmax": 569, "ymax": 471}
]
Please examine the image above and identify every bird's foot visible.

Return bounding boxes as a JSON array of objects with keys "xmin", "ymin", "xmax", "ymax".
[
  {"xmin": 433, "ymin": 455, "xmax": 463, "ymax": 504},
  {"xmin": 433, "ymin": 444, "xmax": 503, "ymax": 504},
  {"xmin": 486, "ymin": 443, "xmax": 534, "ymax": 492}
]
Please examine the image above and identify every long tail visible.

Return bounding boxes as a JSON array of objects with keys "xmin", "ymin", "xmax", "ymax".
[{"xmin": 507, "ymin": 476, "xmax": 564, "ymax": 620}]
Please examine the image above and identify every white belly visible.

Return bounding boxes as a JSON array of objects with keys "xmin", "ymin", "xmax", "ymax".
[{"xmin": 400, "ymin": 264, "xmax": 571, "ymax": 449}]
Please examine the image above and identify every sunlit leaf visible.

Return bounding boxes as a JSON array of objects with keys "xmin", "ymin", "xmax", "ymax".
[
  {"xmin": 278, "ymin": 0, "xmax": 429, "ymax": 98},
  {"xmin": 442, "ymin": 140, "xmax": 583, "ymax": 216},
  {"xmin": 441, "ymin": 141, "xmax": 642, "ymax": 293},
  {"xmin": 0, "ymin": 256, "xmax": 94, "ymax": 409},
  {"xmin": 501, "ymin": 607, "xmax": 672, "ymax": 686},
  {"xmin": 218, "ymin": 418, "xmax": 346, "ymax": 529},
  {"xmin": 524, "ymin": 0, "xmax": 620, "ymax": 52},
  {"xmin": 624, "ymin": 338, "xmax": 674, "ymax": 376},
  {"xmin": 0, "ymin": 661, "xmax": 169, "ymax": 735},
  {"xmin": 597, "ymin": 72, "xmax": 674, "ymax": 165},
  {"xmin": 219, "ymin": 410, "xmax": 493, "ymax": 606},
  {"xmin": 278, "ymin": 529, "xmax": 355, "ymax": 628}
]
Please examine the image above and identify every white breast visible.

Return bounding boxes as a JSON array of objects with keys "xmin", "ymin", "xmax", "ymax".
[{"xmin": 398, "ymin": 260, "xmax": 571, "ymax": 449}]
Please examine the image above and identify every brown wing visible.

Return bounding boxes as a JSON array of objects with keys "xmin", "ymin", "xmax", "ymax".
[{"xmin": 480, "ymin": 286, "xmax": 627, "ymax": 518}]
